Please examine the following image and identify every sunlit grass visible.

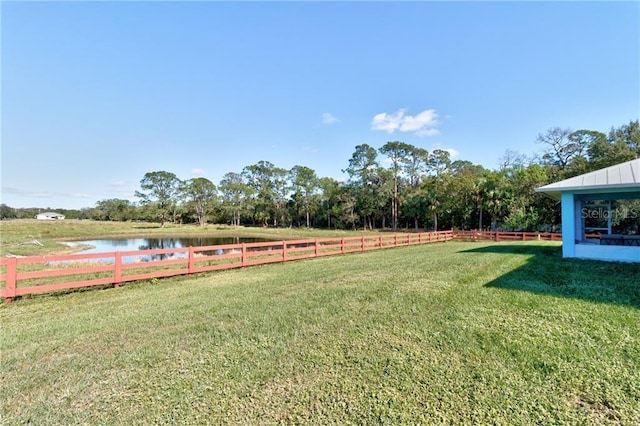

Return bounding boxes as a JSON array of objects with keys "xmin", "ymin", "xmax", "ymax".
[{"xmin": 1, "ymin": 241, "xmax": 639, "ymax": 424}]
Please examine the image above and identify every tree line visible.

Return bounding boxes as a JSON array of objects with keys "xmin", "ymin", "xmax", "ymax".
[{"xmin": 2, "ymin": 120, "xmax": 638, "ymax": 231}]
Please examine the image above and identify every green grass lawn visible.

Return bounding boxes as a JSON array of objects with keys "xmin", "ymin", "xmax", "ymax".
[{"xmin": 1, "ymin": 241, "xmax": 639, "ymax": 424}]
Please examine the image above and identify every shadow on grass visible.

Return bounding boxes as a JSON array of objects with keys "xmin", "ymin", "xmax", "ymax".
[{"xmin": 459, "ymin": 244, "xmax": 640, "ymax": 309}]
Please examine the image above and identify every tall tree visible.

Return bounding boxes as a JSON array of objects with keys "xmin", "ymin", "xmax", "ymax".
[
  {"xmin": 344, "ymin": 144, "xmax": 379, "ymax": 229},
  {"xmin": 422, "ymin": 174, "xmax": 449, "ymax": 231},
  {"xmin": 498, "ymin": 149, "xmax": 528, "ymax": 171},
  {"xmin": 135, "ymin": 171, "xmax": 182, "ymax": 227},
  {"xmin": 272, "ymin": 166, "xmax": 290, "ymax": 227},
  {"xmin": 183, "ymin": 177, "xmax": 217, "ymax": 226},
  {"xmin": 219, "ymin": 172, "xmax": 251, "ymax": 227},
  {"xmin": 538, "ymin": 127, "xmax": 587, "ymax": 172},
  {"xmin": 448, "ymin": 161, "xmax": 487, "ymax": 230},
  {"xmin": 609, "ymin": 120, "xmax": 640, "ymax": 155},
  {"xmin": 403, "ymin": 187, "xmax": 427, "ymax": 231},
  {"xmin": 423, "ymin": 150, "xmax": 452, "ymax": 230},
  {"xmin": 588, "ymin": 121, "xmax": 639, "ymax": 170},
  {"xmin": 338, "ymin": 186, "xmax": 359, "ymax": 230},
  {"xmin": 428, "ymin": 149, "xmax": 452, "ymax": 177},
  {"xmin": 290, "ymin": 165, "xmax": 319, "ymax": 228},
  {"xmin": 403, "ymin": 146, "xmax": 429, "ymax": 229},
  {"xmin": 318, "ymin": 177, "xmax": 342, "ymax": 229},
  {"xmin": 404, "ymin": 146, "xmax": 429, "ymax": 187},
  {"xmin": 242, "ymin": 161, "xmax": 276, "ymax": 226},
  {"xmin": 379, "ymin": 141, "xmax": 415, "ymax": 230},
  {"xmin": 482, "ymin": 171, "xmax": 510, "ymax": 231}
]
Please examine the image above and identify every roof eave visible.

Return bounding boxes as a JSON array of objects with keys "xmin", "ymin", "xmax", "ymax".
[{"xmin": 535, "ymin": 183, "xmax": 640, "ymax": 194}]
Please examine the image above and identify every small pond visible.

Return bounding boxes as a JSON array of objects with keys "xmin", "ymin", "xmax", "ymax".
[{"xmin": 70, "ymin": 236, "xmax": 276, "ymax": 263}]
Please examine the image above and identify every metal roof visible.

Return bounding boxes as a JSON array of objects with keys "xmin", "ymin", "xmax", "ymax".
[{"xmin": 535, "ymin": 158, "xmax": 640, "ymax": 199}]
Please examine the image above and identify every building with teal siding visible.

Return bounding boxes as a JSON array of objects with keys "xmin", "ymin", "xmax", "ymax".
[{"xmin": 536, "ymin": 159, "xmax": 639, "ymax": 262}]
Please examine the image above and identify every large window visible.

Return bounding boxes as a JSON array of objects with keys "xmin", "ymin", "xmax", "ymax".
[
  {"xmin": 579, "ymin": 195, "xmax": 640, "ymax": 245},
  {"xmin": 582, "ymin": 200, "xmax": 610, "ymax": 235}
]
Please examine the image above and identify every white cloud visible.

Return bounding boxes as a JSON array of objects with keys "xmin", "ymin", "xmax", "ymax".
[
  {"xmin": 371, "ymin": 108, "xmax": 439, "ymax": 136},
  {"xmin": 191, "ymin": 168, "xmax": 206, "ymax": 176},
  {"xmin": 371, "ymin": 111, "xmax": 403, "ymax": 133},
  {"xmin": 110, "ymin": 180, "xmax": 126, "ymax": 187},
  {"xmin": 322, "ymin": 112, "xmax": 339, "ymax": 124}
]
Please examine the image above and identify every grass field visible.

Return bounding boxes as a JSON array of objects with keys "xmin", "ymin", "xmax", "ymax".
[{"xmin": 1, "ymin": 240, "xmax": 639, "ymax": 424}]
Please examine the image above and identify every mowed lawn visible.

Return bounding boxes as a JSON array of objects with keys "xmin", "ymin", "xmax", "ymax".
[{"xmin": 1, "ymin": 241, "xmax": 639, "ymax": 424}]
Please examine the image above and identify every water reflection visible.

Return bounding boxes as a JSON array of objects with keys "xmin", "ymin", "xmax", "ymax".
[{"xmin": 73, "ymin": 236, "xmax": 273, "ymax": 262}]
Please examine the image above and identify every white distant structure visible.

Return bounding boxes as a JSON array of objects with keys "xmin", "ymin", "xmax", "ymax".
[{"xmin": 35, "ymin": 212, "xmax": 65, "ymax": 220}]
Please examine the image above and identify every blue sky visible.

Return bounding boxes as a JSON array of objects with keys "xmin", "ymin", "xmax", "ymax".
[{"xmin": 2, "ymin": 1, "xmax": 638, "ymax": 209}]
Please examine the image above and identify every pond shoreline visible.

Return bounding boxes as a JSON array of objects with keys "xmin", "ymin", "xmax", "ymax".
[{"xmin": 64, "ymin": 236, "xmax": 278, "ymax": 256}]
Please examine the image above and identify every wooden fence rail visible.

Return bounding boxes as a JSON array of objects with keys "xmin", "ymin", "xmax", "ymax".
[
  {"xmin": 453, "ymin": 230, "xmax": 600, "ymax": 242},
  {"xmin": 0, "ymin": 231, "xmax": 455, "ymax": 303},
  {"xmin": 453, "ymin": 230, "xmax": 562, "ymax": 242}
]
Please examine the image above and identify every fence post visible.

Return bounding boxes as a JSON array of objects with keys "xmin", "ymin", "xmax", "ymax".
[
  {"xmin": 496, "ymin": 232, "xmax": 500, "ymax": 242},
  {"xmin": 394, "ymin": 234, "xmax": 398, "ymax": 247},
  {"xmin": 241, "ymin": 243, "xmax": 247, "ymax": 267},
  {"xmin": 361, "ymin": 236, "xmax": 365, "ymax": 252},
  {"xmin": 522, "ymin": 232, "xmax": 526, "ymax": 241},
  {"xmin": 114, "ymin": 252, "xmax": 122, "ymax": 288},
  {"xmin": 379, "ymin": 235, "xmax": 382, "ymax": 249},
  {"xmin": 188, "ymin": 246, "xmax": 195, "ymax": 274},
  {"xmin": 5, "ymin": 257, "xmax": 17, "ymax": 303},
  {"xmin": 283, "ymin": 241, "xmax": 288, "ymax": 261},
  {"xmin": 341, "ymin": 238, "xmax": 345, "ymax": 254},
  {"xmin": 314, "ymin": 239, "xmax": 318, "ymax": 257}
]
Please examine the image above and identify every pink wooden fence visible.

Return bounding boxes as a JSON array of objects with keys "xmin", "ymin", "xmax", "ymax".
[
  {"xmin": 453, "ymin": 230, "xmax": 600, "ymax": 242},
  {"xmin": 453, "ymin": 230, "xmax": 561, "ymax": 241},
  {"xmin": 0, "ymin": 231, "xmax": 454, "ymax": 303}
]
